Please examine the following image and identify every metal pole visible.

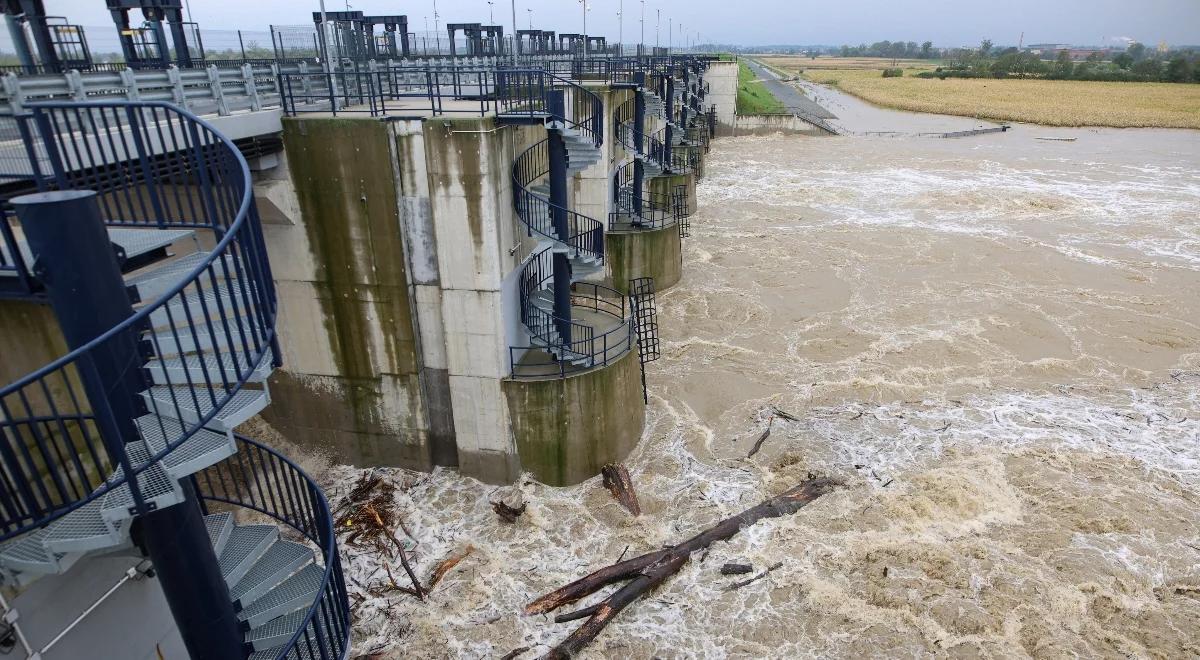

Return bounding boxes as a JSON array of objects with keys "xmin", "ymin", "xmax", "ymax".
[
  {"xmin": 238, "ymin": 30, "xmax": 246, "ymax": 61},
  {"xmin": 433, "ymin": 0, "xmax": 441, "ymax": 54},
  {"xmin": 546, "ymin": 90, "xmax": 573, "ymax": 346},
  {"xmin": 633, "ymin": 71, "xmax": 646, "ymax": 217},
  {"xmin": 4, "ymin": 15, "xmax": 35, "ymax": 71},
  {"xmin": 639, "ymin": 1, "xmax": 644, "ymax": 56},
  {"xmin": 11, "ymin": 190, "xmax": 243, "ymax": 660},
  {"xmin": 655, "ymin": 9, "xmax": 659, "ymax": 51},
  {"xmin": 618, "ymin": 0, "xmax": 623, "ymax": 57},
  {"xmin": 511, "ymin": 0, "xmax": 518, "ymax": 64}
]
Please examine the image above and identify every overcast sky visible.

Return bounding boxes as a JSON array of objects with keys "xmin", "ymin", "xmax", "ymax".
[{"xmin": 48, "ymin": 0, "xmax": 1200, "ymax": 47}]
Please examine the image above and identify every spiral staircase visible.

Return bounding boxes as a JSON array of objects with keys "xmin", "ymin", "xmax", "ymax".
[
  {"xmin": 0, "ymin": 102, "xmax": 348, "ymax": 659},
  {"xmin": 509, "ymin": 79, "xmax": 635, "ymax": 376}
]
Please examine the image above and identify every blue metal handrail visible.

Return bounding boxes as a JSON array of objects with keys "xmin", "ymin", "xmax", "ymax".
[
  {"xmin": 278, "ymin": 65, "xmax": 605, "ymax": 145},
  {"xmin": 511, "ymin": 139, "xmax": 604, "ymax": 260},
  {"xmin": 195, "ymin": 434, "xmax": 350, "ymax": 660},
  {"xmin": 0, "ymin": 100, "xmax": 277, "ymax": 541}
]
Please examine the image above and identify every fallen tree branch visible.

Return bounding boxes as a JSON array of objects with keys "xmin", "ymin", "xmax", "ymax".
[
  {"xmin": 747, "ymin": 417, "xmax": 775, "ymax": 458},
  {"xmin": 426, "ymin": 545, "xmax": 476, "ymax": 592},
  {"xmin": 726, "ymin": 561, "xmax": 783, "ymax": 591},
  {"xmin": 601, "ymin": 464, "xmax": 642, "ymax": 516},
  {"xmin": 525, "ymin": 477, "xmax": 840, "ymax": 659}
]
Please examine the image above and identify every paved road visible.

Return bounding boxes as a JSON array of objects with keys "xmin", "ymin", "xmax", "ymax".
[
  {"xmin": 744, "ymin": 58, "xmax": 837, "ymax": 120},
  {"xmin": 748, "ymin": 57, "xmax": 1006, "ymax": 138}
]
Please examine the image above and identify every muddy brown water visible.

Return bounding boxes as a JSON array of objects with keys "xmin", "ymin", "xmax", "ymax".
[{"xmin": 327, "ymin": 113, "xmax": 1200, "ymax": 658}]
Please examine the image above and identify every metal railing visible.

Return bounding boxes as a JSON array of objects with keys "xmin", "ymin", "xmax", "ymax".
[
  {"xmin": 609, "ymin": 161, "xmax": 690, "ymax": 230},
  {"xmin": 512, "ymin": 139, "xmax": 604, "ymax": 257},
  {"xmin": 195, "ymin": 435, "xmax": 350, "ymax": 660},
  {"xmin": 278, "ymin": 65, "xmax": 606, "ymax": 133},
  {"xmin": 0, "ymin": 100, "xmax": 277, "ymax": 539},
  {"xmin": 511, "ymin": 266, "xmax": 635, "ymax": 379}
]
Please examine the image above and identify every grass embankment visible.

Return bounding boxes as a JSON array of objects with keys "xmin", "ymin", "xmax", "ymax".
[
  {"xmin": 759, "ymin": 56, "xmax": 1200, "ymax": 129},
  {"xmin": 736, "ymin": 60, "xmax": 784, "ymax": 115}
]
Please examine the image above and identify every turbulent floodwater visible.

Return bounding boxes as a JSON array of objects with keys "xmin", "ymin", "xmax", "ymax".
[{"xmin": 329, "ymin": 125, "xmax": 1200, "ymax": 659}]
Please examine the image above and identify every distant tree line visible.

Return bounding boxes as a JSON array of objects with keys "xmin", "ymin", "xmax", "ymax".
[
  {"xmin": 839, "ymin": 40, "xmax": 938, "ymax": 60},
  {"xmin": 919, "ymin": 40, "xmax": 1200, "ymax": 83}
]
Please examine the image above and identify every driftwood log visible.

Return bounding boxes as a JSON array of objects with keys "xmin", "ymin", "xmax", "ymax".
[
  {"xmin": 600, "ymin": 464, "xmax": 641, "ymax": 516},
  {"xmin": 525, "ymin": 477, "xmax": 840, "ymax": 659}
]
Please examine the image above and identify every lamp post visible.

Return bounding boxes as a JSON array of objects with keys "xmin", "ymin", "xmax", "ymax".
[
  {"xmin": 618, "ymin": 0, "xmax": 623, "ymax": 57},
  {"xmin": 579, "ymin": 0, "xmax": 588, "ymax": 55},
  {"xmin": 655, "ymin": 8, "xmax": 659, "ymax": 51},
  {"xmin": 488, "ymin": 1, "xmax": 494, "ymax": 23},
  {"xmin": 639, "ymin": 0, "xmax": 644, "ymax": 56},
  {"xmin": 527, "ymin": 8, "xmax": 532, "ymax": 29},
  {"xmin": 510, "ymin": 0, "xmax": 517, "ymax": 62},
  {"xmin": 433, "ymin": 0, "xmax": 441, "ymax": 54}
]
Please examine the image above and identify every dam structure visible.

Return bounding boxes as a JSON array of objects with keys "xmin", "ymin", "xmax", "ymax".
[{"xmin": 0, "ymin": 4, "xmax": 738, "ymax": 657}]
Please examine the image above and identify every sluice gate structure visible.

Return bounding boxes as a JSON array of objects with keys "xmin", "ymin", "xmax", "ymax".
[{"xmin": 0, "ymin": 5, "xmax": 740, "ymax": 655}]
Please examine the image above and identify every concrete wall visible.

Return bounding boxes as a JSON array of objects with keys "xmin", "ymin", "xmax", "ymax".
[
  {"xmin": 573, "ymin": 85, "xmax": 620, "ymax": 232},
  {"xmin": 606, "ymin": 223, "xmax": 683, "ymax": 294},
  {"xmin": 732, "ymin": 114, "xmax": 828, "ymax": 136},
  {"xmin": 502, "ymin": 347, "xmax": 645, "ymax": 486},
  {"xmin": 423, "ymin": 116, "xmax": 525, "ymax": 485},
  {"xmin": 266, "ymin": 118, "xmax": 437, "ymax": 469},
  {"xmin": 707, "ymin": 61, "xmax": 739, "ymax": 136},
  {"xmin": 0, "ymin": 300, "xmax": 68, "ymax": 401}
]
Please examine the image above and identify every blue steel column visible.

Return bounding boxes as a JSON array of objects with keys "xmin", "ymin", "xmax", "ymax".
[
  {"xmin": 11, "ymin": 190, "xmax": 245, "ymax": 660},
  {"xmin": 633, "ymin": 72, "xmax": 646, "ymax": 217},
  {"xmin": 664, "ymin": 75, "xmax": 674, "ymax": 168},
  {"xmin": 546, "ymin": 90, "xmax": 573, "ymax": 346}
]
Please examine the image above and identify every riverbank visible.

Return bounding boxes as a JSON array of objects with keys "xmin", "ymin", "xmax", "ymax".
[
  {"xmin": 737, "ymin": 60, "xmax": 784, "ymax": 114},
  {"xmin": 761, "ymin": 57, "xmax": 1200, "ymax": 129}
]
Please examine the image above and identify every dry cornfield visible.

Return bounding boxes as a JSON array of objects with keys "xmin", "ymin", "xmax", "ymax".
[{"xmin": 781, "ymin": 65, "xmax": 1200, "ymax": 129}]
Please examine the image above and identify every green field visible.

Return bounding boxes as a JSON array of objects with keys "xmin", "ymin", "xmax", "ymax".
[{"xmin": 736, "ymin": 60, "xmax": 785, "ymax": 115}]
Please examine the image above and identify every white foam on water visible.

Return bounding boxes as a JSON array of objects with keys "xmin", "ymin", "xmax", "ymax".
[{"xmin": 330, "ymin": 131, "xmax": 1200, "ymax": 658}]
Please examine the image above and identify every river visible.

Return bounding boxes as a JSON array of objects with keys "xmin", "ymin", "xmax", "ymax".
[{"xmin": 330, "ymin": 89, "xmax": 1200, "ymax": 658}]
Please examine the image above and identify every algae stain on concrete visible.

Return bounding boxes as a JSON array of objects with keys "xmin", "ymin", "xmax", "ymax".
[
  {"xmin": 428, "ymin": 121, "xmax": 490, "ymax": 254},
  {"xmin": 281, "ymin": 117, "xmax": 420, "ymax": 440},
  {"xmin": 503, "ymin": 349, "xmax": 645, "ymax": 486}
]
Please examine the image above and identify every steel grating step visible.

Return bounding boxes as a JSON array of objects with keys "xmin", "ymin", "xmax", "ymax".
[
  {"xmin": 100, "ymin": 441, "xmax": 185, "ymax": 523},
  {"xmin": 134, "ymin": 414, "xmax": 237, "ymax": 478},
  {"xmin": 109, "ymin": 228, "xmax": 196, "ymax": 261},
  {"xmin": 0, "ymin": 528, "xmax": 77, "ymax": 575},
  {"xmin": 148, "ymin": 286, "xmax": 262, "ymax": 329},
  {"xmin": 126, "ymin": 251, "xmax": 236, "ymax": 301},
  {"xmin": 206, "ymin": 512, "xmax": 234, "ymax": 557},
  {"xmin": 238, "ymin": 563, "xmax": 324, "ymax": 629},
  {"xmin": 219, "ymin": 524, "xmax": 278, "ymax": 587},
  {"xmin": 143, "ymin": 348, "xmax": 275, "ymax": 386},
  {"xmin": 231, "ymin": 540, "xmax": 314, "ymax": 609},
  {"xmin": 245, "ymin": 600, "xmax": 331, "ymax": 653},
  {"xmin": 42, "ymin": 498, "xmax": 131, "ymax": 554},
  {"xmin": 140, "ymin": 386, "xmax": 270, "ymax": 432},
  {"xmin": 144, "ymin": 317, "xmax": 263, "ymax": 358}
]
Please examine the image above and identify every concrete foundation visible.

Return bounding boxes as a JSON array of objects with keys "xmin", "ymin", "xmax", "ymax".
[
  {"xmin": 503, "ymin": 347, "xmax": 645, "ymax": 486},
  {"xmin": 606, "ymin": 223, "xmax": 683, "ymax": 294},
  {"xmin": 649, "ymin": 171, "xmax": 698, "ymax": 217},
  {"xmin": 733, "ymin": 113, "xmax": 828, "ymax": 136}
]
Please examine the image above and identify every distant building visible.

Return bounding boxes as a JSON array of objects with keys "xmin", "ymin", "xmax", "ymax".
[{"xmin": 1025, "ymin": 43, "xmax": 1071, "ymax": 55}]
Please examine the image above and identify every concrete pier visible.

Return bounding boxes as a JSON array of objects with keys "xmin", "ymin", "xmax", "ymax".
[{"xmin": 0, "ymin": 62, "xmax": 718, "ymax": 489}]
